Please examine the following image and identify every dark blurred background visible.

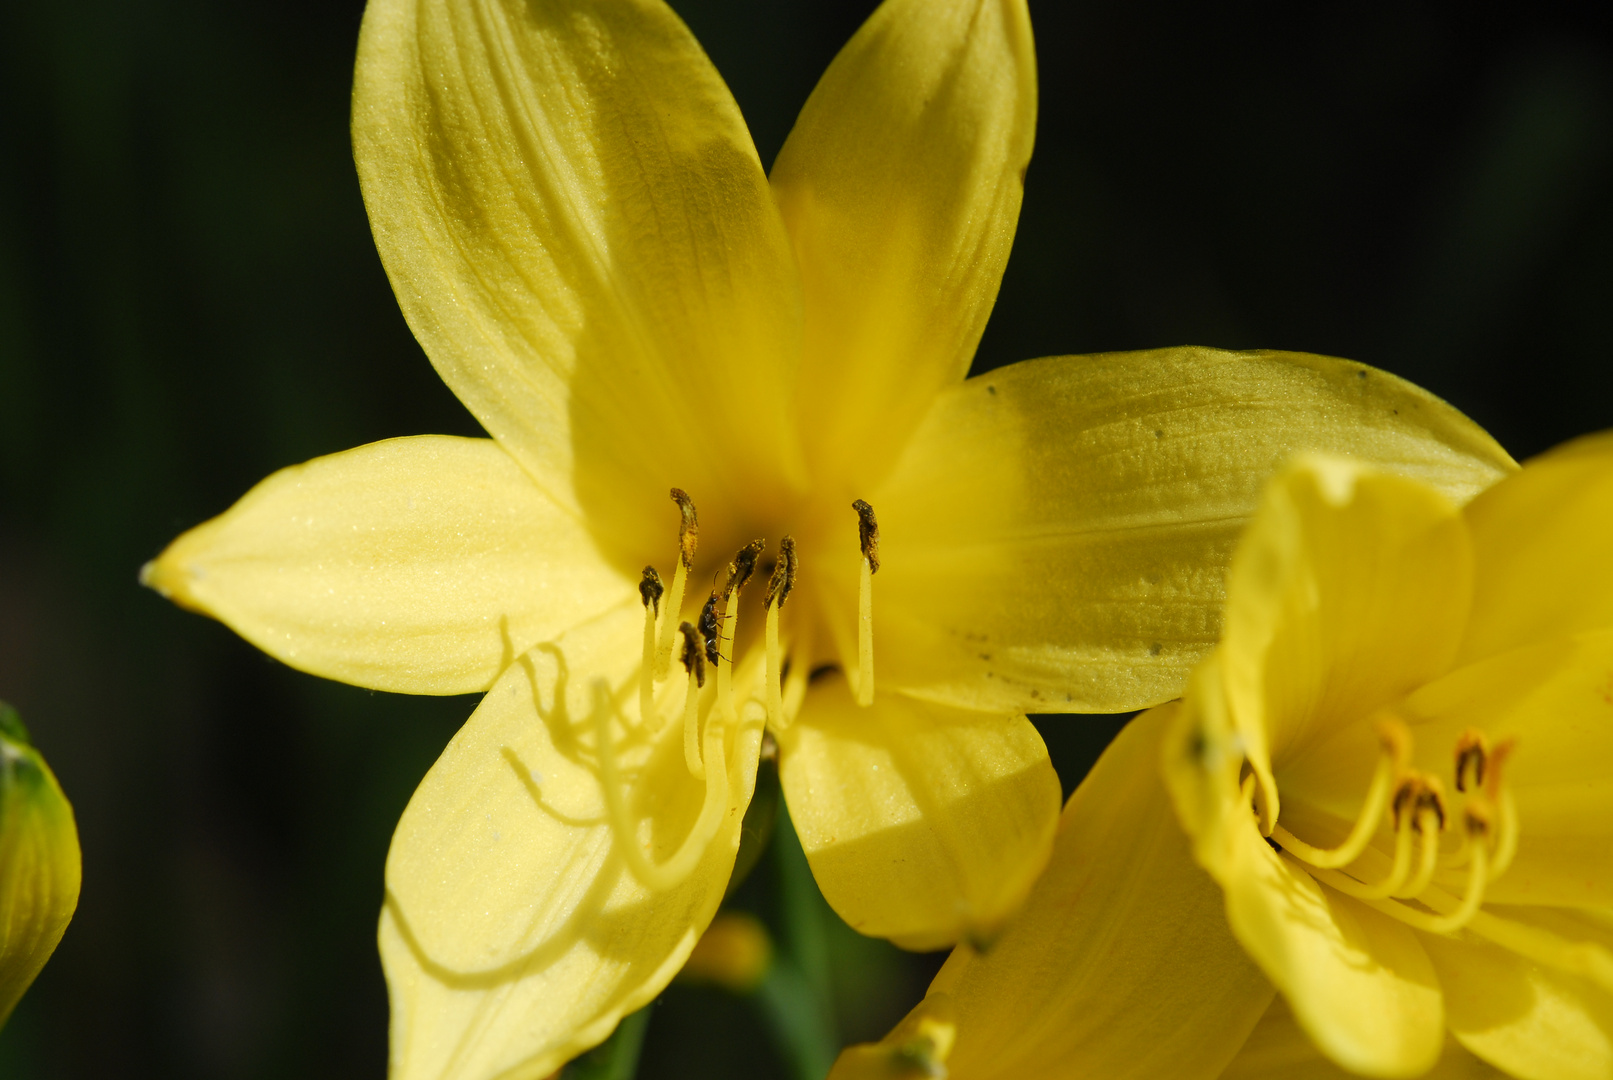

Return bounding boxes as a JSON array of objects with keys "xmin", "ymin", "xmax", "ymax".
[{"xmin": 0, "ymin": 0, "xmax": 1609, "ymax": 1077}]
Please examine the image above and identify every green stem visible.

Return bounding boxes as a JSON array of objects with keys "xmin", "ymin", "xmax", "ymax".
[{"xmin": 562, "ymin": 1005, "xmax": 652, "ymax": 1080}]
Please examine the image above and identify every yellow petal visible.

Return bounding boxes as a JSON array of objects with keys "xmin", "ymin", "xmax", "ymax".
[
  {"xmin": 353, "ymin": 0, "xmax": 804, "ymax": 552},
  {"xmin": 0, "ymin": 711, "xmax": 81, "ymax": 1028},
  {"xmin": 861, "ymin": 349, "xmax": 1510, "ymax": 715},
  {"xmin": 776, "ymin": 679, "xmax": 1059, "ymax": 951},
  {"xmin": 1220, "ymin": 995, "xmax": 1508, "ymax": 1080},
  {"xmin": 1458, "ymin": 430, "xmax": 1613, "ymax": 664},
  {"xmin": 143, "ymin": 436, "xmax": 628, "ymax": 695},
  {"xmin": 1393, "ymin": 629, "xmax": 1613, "ymax": 907},
  {"xmin": 854, "ymin": 704, "xmax": 1274, "ymax": 1080},
  {"xmin": 770, "ymin": 0, "xmax": 1036, "ymax": 488},
  {"xmin": 1166, "ymin": 660, "xmax": 1445, "ymax": 1078},
  {"xmin": 1221, "ymin": 456, "xmax": 1473, "ymax": 820},
  {"xmin": 380, "ymin": 609, "xmax": 765, "ymax": 1080},
  {"xmin": 1421, "ymin": 911, "xmax": 1613, "ymax": 1080}
]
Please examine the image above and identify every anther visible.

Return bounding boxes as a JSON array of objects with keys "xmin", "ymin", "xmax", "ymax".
[
  {"xmin": 852, "ymin": 499, "xmax": 879, "ymax": 707},
  {"xmin": 655, "ymin": 489, "xmax": 700, "ymax": 679},
  {"xmin": 724, "ymin": 539, "xmax": 766, "ymax": 597},
  {"xmin": 670, "ymin": 488, "xmax": 699, "ymax": 571},
  {"xmin": 1454, "ymin": 728, "xmax": 1488, "ymax": 792},
  {"xmin": 764, "ymin": 536, "xmax": 797, "ymax": 734},
  {"xmin": 852, "ymin": 499, "xmax": 880, "ymax": 574}
]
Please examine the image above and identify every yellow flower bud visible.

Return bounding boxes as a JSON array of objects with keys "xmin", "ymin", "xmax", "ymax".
[
  {"xmin": 676, "ymin": 912, "xmax": 773, "ymax": 995},
  {"xmin": 0, "ymin": 703, "xmax": 81, "ymax": 1028}
]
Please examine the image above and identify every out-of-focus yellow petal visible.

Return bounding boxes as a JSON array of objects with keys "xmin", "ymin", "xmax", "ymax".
[
  {"xmin": 1166, "ymin": 660, "xmax": 1445, "ymax": 1078},
  {"xmin": 849, "ymin": 704, "xmax": 1274, "ymax": 1080},
  {"xmin": 353, "ymin": 0, "xmax": 804, "ymax": 556},
  {"xmin": 1221, "ymin": 457, "xmax": 1472, "ymax": 822},
  {"xmin": 776, "ymin": 679, "xmax": 1059, "ymax": 951},
  {"xmin": 142, "ymin": 437, "xmax": 627, "ymax": 695},
  {"xmin": 770, "ymin": 0, "xmax": 1035, "ymax": 489},
  {"xmin": 380, "ymin": 609, "xmax": 765, "ymax": 1080},
  {"xmin": 1458, "ymin": 430, "xmax": 1613, "ymax": 664},
  {"xmin": 0, "ymin": 708, "xmax": 81, "ymax": 1028},
  {"xmin": 1219, "ymin": 996, "xmax": 1508, "ymax": 1080},
  {"xmin": 861, "ymin": 349, "xmax": 1509, "ymax": 715},
  {"xmin": 1390, "ymin": 629, "xmax": 1613, "ymax": 907},
  {"xmin": 1421, "ymin": 912, "xmax": 1613, "ymax": 1080}
]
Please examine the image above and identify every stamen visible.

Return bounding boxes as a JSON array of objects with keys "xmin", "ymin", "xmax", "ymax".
[
  {"xmin": 1349, "ymin": 815, "xmax": 1417, "ymax": 899},
  {"xmin": 1454, "ymin": 728, "xmax": 1487, "ymax": 792},
  {"xmin": 678, "ymin": 622, "xmax": 706, "ymax": 779},
  {"xmin": 764, "ymin": 536, "xmax": 797, "ymax": 733},
  {"xmin": 639, "ymin": 567, "xmax": 664, "ymax": 731},
  {"xmin": 717, "ymin": 541, "xmax": 765, "ymax": 726},
  {"xmin": 592, "ymin": 679, "xmax": 729, "ymax": 893},
  {"xmin": 1271, "ymin": 718, "xmax": 1407, "ymax": 869},
  {"xmin": 852, "ymin": 499, "xmax": 879, "ymax": 707},
  {"xmin": 655, "ymin": 489, "xmax": 699, "ymax": 680},
  {"xmin": 1395, "ymin": 806, "xmax": 1443, "ymax": 899},
  {"xmin": 1482, "ymin": 738, "xmax": 1519, "ymax": 881}
]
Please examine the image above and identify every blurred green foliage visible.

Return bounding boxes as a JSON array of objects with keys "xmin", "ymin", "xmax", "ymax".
[{"xmin": 0, "ymin": 0, "xmax": 1608, "ymax": 1077}]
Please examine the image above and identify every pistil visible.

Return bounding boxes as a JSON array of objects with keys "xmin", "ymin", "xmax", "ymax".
[{"xmin": 852, "ymin": 499, "xmax": 879, "ymax": 707}]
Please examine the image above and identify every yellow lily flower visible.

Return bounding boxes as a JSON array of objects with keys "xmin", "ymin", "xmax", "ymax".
[
  {"xmin": 831, "ymin": 435, "xmax": 1613, "ymax": 1080},
  {"xmin": 0, "ymin": 703, "xmax": 81, "ymax": 1028},
  {"xmin": 140, "ymin": 0, "xmax": 1514, "ymax": 1075}
]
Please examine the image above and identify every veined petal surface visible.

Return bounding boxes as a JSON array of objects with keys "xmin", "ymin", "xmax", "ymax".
[
  {"xmin": 864, "ymin": 349, "xmax": 1510, "ymax": 715},
  {"xmin": 1421, "ymin": 911, "xmax": 1613, "ymax": 1080},
  {"xmin": 776, "ymin": 679, "xmax": 1059, "ymax": 951},
  {"xmin": 771, "ymin": 0, "xmax": 1036, "ymax": 489},
  {"xmin": 142, "ymin": 437, "xmax": 626, "ymax": 695},
  {"xmin": 381, "ymin": 607, "xmax": 765, "ymax": 1080},
  {"xmin": 354, "ymin": 0, "xmax": 805, "ymax": 557},
  {"xmin": 1458, "ymin": 430, "xmax": 1613, "ymax": 664},
  {"xmin": 1219, "ymin": 996, "xmax": 1507, "ymax": 1080},
  {"xmin": 1220, "ymin": 458, "xmax": 1473, "ymax": 821},
  {"xmin": 886, "ymin": 704, "xmax": 1274, "ymax": 1080}
]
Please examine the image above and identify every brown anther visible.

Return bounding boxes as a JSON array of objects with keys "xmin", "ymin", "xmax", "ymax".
[
  {"xmin": 852, "ymin": 499, "xmax": 880, "ymax": 574},
  {"xmin": 1464, "ymin": 793, "xmax": 1496, "ymax": 838},
  {"xmin": 1374, "ymin": 715, "xmax": 1414, "ymax": 773},
  {"xmin": 766, "ymin": 536, "xmax": 798, "ymax": 610},
  {"xmin": 1482, "ymin": 737, "xmax": 1517, "ymax": 802},
  {"xmin": 677, "ymin": 621, "xmax": 707, "ymax": 688},
  {"xmin": 1454, "ymin": 728, "xmax": 1489, "ymax": 792},
  {"xmin": 1392, "ymin": 773, "xmax": 1447, "ymax": 832},
  {"xmin": 638, "ymin": 566, "xmax": 664, "ymax": 617},
  {"xmin": 670, "ymin": 488, "xmax": 699, "ymax": 570},
  {"xmin": 724, "ymin": 539, "xmax": 766, "ymax": 597}
]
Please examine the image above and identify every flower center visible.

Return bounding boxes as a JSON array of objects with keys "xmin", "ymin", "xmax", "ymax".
[
  {"xmin": 1265, "ymin": 721, "xmax": 1518, "ymax": 935},
  {"xmin": 595, "ymin": 488, "xmax": 880, "ymax": 892}
]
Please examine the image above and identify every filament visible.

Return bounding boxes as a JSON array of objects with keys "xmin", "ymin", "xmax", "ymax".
[
  {"xmin": 857, "ymin": 555, "xmax": 874, "ymax": 707},
  {"xmin": 640, "ymin": 600, "xmax": 659, "ymax": 731},
  {"xmin": 593, "ymin": 679, "xmax": 729, "ymax": 893},
  {"xmin": 1271, "ymin": 752, "xmax": 1395, "ymax": 869},
  {"xmin": 682, "ymin": 664, "xmax": 704, "ymax": 781},
  {"xmin": 718, "ymin": 591, "xmax": 739, "ymax": 725},
  {"xmin": 1394, "ymin": 809, "xmax": 1442, "ymax": 899},
  {"xmin": 655, "ymin": 559, "xmax": 689, "ymax": 680},
  {"xmin": 765, "ymin": 600, "xmax": 783, "ymax": 732}
]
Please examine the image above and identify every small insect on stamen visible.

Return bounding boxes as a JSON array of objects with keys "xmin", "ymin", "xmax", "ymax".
[
  {"xmin": 678, "ymin": 621, "xmax": 707, "ymax": 689},
  {"xmin": 699, "ymin": 592, "xmax": 728, "ymax": 669},
  {"xmin": 639, "ymin": 566, "xmax": 664, "ymax": 618},
  {"xmin": 851, "ymin": 500, "xmax": 879, "ymax": 706},
  {"xmin": 715, "ymin": 540, "xmax": 765, "ymax": 725}
]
